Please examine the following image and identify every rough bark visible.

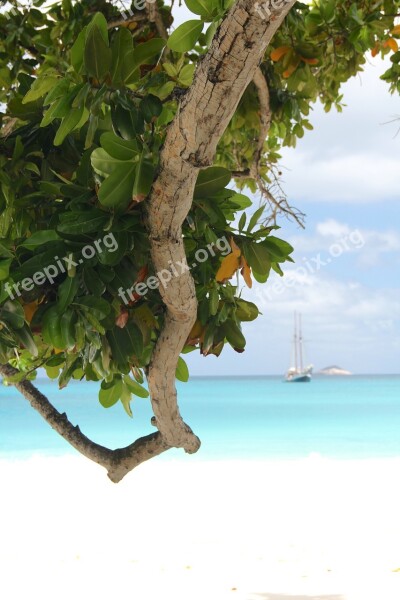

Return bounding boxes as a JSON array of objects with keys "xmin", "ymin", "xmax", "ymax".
[{"xmin": 146, "ymin": 0, "xmax": 296, "ymax": 450}]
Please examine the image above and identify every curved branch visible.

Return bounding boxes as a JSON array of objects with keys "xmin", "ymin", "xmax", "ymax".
[
  {"xmin": 146, "ymin": 0, "xmax": 296, "ymax": 449},
  {"xmin": 0, "ymin": 364, "xmax": 170, "ymax": 483},
  {"xmin": 235, "ymin": 68, "xmax": 305, "ymax": 228},
  {"xmin": 251, "ymin": 67, "xmax": 272, "ymax": 178}
]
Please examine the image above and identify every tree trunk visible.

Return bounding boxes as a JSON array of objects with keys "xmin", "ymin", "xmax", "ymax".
[{"xmin": 146, "ymin": 0, "xmax": 296, "ymax": 449}]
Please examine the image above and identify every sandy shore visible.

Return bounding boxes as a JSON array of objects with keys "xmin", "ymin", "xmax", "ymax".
[{"xmin": 1, "ymin": 454, "xmax": 400, "ymax": 600}]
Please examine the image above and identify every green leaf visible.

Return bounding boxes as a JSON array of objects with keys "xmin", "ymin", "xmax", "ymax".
[
  {"xmin": 167, "ymin": 20, "xmax": 203, "ymax": 53},
  {"xmin": 83, "ymin": 267, "xmax": 106, "ymax": 296},
  {"xmin": 124, "ymin": 321, "xmax": 143, "ymax": 359},
  {"xmin": 86, "ymin": 12, "xmax": 109, "ymax": 45},
  {"xmin": 0, "ymin": 300, "xmax": 25, "ymax": 330},
  {"xmin": 43, "ymin": 79, "xmax": 70, "ymax": 106},
  {"xmin": 139, "ymin": 94, "xmax": 163, "ymax": 122},
  {"xmin": 0, "ymin": 259, "xmax": 12, "ymax": 281},
  {"xmin": 98, "ymin": 162, "xmax": 136, "ymax": 210},
  {"xmin": 91, "ymin": 148, "xmax": 127, "ymax": 177},
  {"xmin": 70, "ymin": 28, "xmax": 87, "ymax": 74},
  {"xmin": 178, "ymin": 63, "xmax": 196, "ymax": 86},
  {"xmin": 132, "ymin": 153, "xmax": 154, "ymax": 202},
  {"xmin": 60, "ymin": 310, "xmax": 77, "ymax": 349},
  {"xmin": 261, "ymin": 236, "xmax": 294, "ymax": 261},
  {"xmin": 176, "ymin": 356, "xmax": 189, "ymax": 382},
  {"xmin": 184, "ymin": 0, "xmax": 217, "ymax": 21},
  {"xmin": 247, "ymin": 205, "xmax": 266, "ymax": 233},
  {"xmin": 209, "ymin": 288, "xmax": 219, "ymax": 316},
  {"xmin": 100, "ymin": 132, "xmax": 141, "ymax": 161},
  {"xmin": 243, "ymin": 242, "xmax": 271, "ymax": 277},
  {"xmin": 123, "ymin": 375, "xmax": 149, "ymax": 398},
  {"xmin": 99, "ymin": 378, "xmax": 122, "ymax": 408},
  {"xmin": 42, "ymin": 306, "xmax": 66, "ymax": 348},
  {"xmin": 106, "ymin": 323, "xmax": 143, "ymax": 371},
  {"xmin": 124, "ymin": 39, "xmax": 166, "ymax": 83},
  {"xmin": 22, "ymin": 76, "xmax": 59, "ymax": 104},
  {"xmin": 97, "ymin": 231, "xmax": 129, "ymax": 266},
  {"xmin": 120, "ymin": 383, "xmax": 133, "ymax": 417},
  {"xmin": 223, "ymin": 319, "xmax": 246, "ymax": 350},
  {"xmin": 73, "ymin": 296, "xmax": 110, "ymax": 319},
  {"xmin": 230, "ymin": 193, "xmax": 252, "ymax": 210},
  {"xmin": 0, "ymin": 242, "xmax": 14, "ymax": 259},
  {"xmin": 110, "ymin": 28, "xmax": 133, "ymax": 86},
  {"xmin": 57, "ymin": 276, "xmax": 80, "ymax": 313},
  {"xmin": 194, "ymin": 167, "xmax": 231, "ymax": 198},
  {"xmin": 57, "ymin": 209, "xmax": 109, "ymax": 236},
  {"xmin": 54, "ymin": 103, "xmax": 86, "ymax": 146},
  {"xmin": 238, "ymin": 212, "xmax": 246, "ymax": 232},
  {"xmin": 235, "ymin": 299, "xmax": 260, "ymax": 322},
  {"xmin": 19, "ymin": 230, "xmax": 61, "ymax": 251},
  {"xmin": 111, "ymin": 104, "xmax": 144, "ymax": 139},
  {"xmin": 84, "ymin": 24, "xmax": 111, "ymax": 81},
  {"xmin": 84, "ymin": 311, "xmax": 106, "ymax": 335}
]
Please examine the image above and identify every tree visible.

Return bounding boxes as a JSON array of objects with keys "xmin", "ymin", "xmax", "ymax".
[{"xmin": 0, "ymin": 0, "xmax": 398, "ymax": 482}]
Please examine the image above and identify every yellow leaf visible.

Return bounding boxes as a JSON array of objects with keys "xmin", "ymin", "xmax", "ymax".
[
  {"xmin": 240, "ymin": 257, "xmax": 253, "ymax": 289},
  {"xmin": 188, "ymin": 319, "xmax": 203, "ymax": 341},
  {"xmin": 216, "ymin": 253, "xmax": 240, "ymax": 283},
  {"xmin": 23, "ymin": 301, "xmax": 38, "ymax": 323},
  {"xmin": 371, "ymin": 44, "xmax": 380, "ymax": 57},
  {"xmin": 391, "ymin": 25, "xmax": 400, "ymax": 36},
  {"xmin": 384, "ymin": 38, "xmax": 399, "ymax": 52},
  {"xmin": 283, "ymin": 62, "xmax": 298, "ymax": 79},
  {"xmin": 270, "ymin": 46, "xmax": 291, "ymax": 62},
  {"xmin": 230, "ymin": 237, "xmax": 241, "ymax": 257},
  {"xmin": 300, "ymin": 56, "xmax": 319, "ymax": 65}
]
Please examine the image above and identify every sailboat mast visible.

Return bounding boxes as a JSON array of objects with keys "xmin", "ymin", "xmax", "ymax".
[
  {"xmin": 294, "ymin": 312, "xmax": 298, "ymax": 372},
  {"xmin": 299, "ymin": 314, "xmax": 304, "ymax": 372}
]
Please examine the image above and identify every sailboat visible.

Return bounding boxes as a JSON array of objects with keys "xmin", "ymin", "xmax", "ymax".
[{"xmin": 285, "ymin": 312, "xmax": 313, "ymax": 382}]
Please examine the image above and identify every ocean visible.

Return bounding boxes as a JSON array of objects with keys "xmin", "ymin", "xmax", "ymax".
[{"xmin": 1, "ymin": 375, "xmax": 400, "ymax": 461}]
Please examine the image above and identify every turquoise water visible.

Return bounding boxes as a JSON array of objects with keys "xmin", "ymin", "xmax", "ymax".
[{"xmin": 1, "ymin": 375, "xmax": 400, "ymax": 460}]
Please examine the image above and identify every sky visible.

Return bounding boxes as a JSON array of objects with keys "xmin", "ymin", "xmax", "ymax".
[{"xmin": 182, "ymin": 23, "xmax": 400, "ymax": 375}]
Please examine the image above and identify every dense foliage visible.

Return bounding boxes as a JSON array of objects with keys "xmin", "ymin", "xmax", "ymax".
[{"xmin": 0, "ymin": 0, "xmax": 399, "ymax": 414}]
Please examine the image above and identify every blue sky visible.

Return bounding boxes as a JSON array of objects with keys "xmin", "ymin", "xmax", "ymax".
[{"xmin": 186, "ymin": 54, "xmax": 400, "ymax": 376}]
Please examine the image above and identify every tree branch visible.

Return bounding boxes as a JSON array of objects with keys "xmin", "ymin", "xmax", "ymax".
[
  {"xmin": 146, "ymin": 0, "xmax": 296, "ymax": 449},
  {"xmin": 234, "ymin": 68, "xmax": 305, "ymax": 228},
  {"xmin": 251, "ymin": 67, "xmax": 272, "ymax": 178},
  {"xmin": 146, "ymin": 0, "xmax": 168, "ymax": 40},
  {"xmin": 0, "ymin": 363, "xmax": 170, "ymax": 483}
]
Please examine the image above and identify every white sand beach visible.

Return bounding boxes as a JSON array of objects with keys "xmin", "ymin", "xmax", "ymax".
[{"xmin": 1, "ymin": 455, "xmax": 400, "ymax": 600}]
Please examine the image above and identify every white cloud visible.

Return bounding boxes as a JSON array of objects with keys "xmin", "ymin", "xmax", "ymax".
[
  {"xmin": 252, "ymin": 271, "xmax": 400, "ymax": 320},
  {"xmin": 316, "ymin": 219, "xmax": 351, "ymax": 237},
  {"xmin": 280, "ymin": 152, "xmax": 399, "ymax": 203},
  {"xmin": 288, "ymin": 219, "xmax": 400, "ymax": 269}
]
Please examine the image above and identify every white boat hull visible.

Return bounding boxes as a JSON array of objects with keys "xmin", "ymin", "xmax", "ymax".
[{"xmin": 286, "ymin": 373, "xmax": 312, "ymax": 383}]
